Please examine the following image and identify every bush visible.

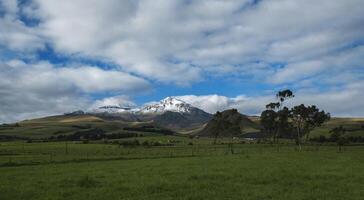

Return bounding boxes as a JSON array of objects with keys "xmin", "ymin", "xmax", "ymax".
[
  {"xmin": 77, "ymin": 175, "xmax": 99, "ymax": 188},
  {"xmin": 153, "ymin": 141, "xmax": 162, "ymax": 146},
  {"xmin": 119, "ymin": 139, "xmax": 140, "ymax": 147},
  {"xmin": 310, "ymin": 135, "xmax": 327, "ymax": 143},
  {"xmin": 105, "ymin": 132, "xmax": 138, "ymax": 139},
  {"xmin": 142, "ymin": 140, "xmax": 150, "ymax": 146},
  {"xmin": 123, "ymin": 126, "xmax": 174, "ymax": 135}
]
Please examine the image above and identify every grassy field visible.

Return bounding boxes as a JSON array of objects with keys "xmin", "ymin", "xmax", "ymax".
[
  {"xmin": 0, "ymin": 115, "xmax": 138, "ymax": 139},
  {"xmin": 1, "ymin": 116, "xmax": 364, "ymax": 199},
  {"xmin": 0, "ymin": 139, "xmax": 293, "ymax": 166},
  {"xmin": 308, "ymin": 118, "xmax": 364, "ymax": 138},
  {"xmin": 0, "ymin": 140, "xmax": 363, "ymax": 200}
]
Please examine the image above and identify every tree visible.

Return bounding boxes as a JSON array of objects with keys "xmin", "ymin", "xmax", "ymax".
[
  {"xmin": 276, "ymin": 107, "xmax": 292, "ymax": 139},
  {"xmin": 277, "ymin": 90, "xmax": 294, "ymax": 103},
  {"xmin": 291, "ymin": 104, "xmax": 330, "ymax": 150},
  {"xmin": 260, "ymin": 89, "xmax": 294, "ymax": 143},
  {"xmin": 211, "ymin": 112, "xmax": 225, "ymax": 144},
  {"xmin": 305, "ymin": 106, "xmax": 331, "ymax": 141},
  {"xmin": 260, "ymin": 109, "xmax": 278, "ymax": 140},
  {"xmin": 330, "ymin": 126, "xmax": 346, "ymax": 152}
]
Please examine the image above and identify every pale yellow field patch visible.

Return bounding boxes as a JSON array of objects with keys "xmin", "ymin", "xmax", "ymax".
[{"xmin": 59, "ymin": 116, "xmax": 104, "ymax": 123}]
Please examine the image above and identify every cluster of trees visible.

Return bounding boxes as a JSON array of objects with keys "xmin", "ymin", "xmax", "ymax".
[
  {"xmin": 0, "ymin": 123, "xmax": 20, "ymax": 130},
  {"xmin": 46, "ymin": 126, "xmax": 175, "ymax": 142},
  {"xmin": 210, "ymin": 110, "xmax": 241, "ymax": 144},
  {"xmin": 261, "ymin": 90, "xmax": 331, "ymax": 150},
  {"xmin": 49, "ymin": 129, "xmax": 143, "ymax": 141},
  {"xmin": 123, "ymin": 126, "xmax": 174, "ymax": 135},
  {"xmin": 113, "ymin": 139, "xmax": 173, "ymax": 147}
]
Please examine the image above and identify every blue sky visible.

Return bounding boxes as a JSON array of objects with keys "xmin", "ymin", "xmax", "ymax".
[{"xmin": 1, "ymin": 0, "xmax": 364, "ymax": 122}]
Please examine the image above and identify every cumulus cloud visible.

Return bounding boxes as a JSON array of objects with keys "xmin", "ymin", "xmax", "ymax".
[
  {"xmin": 176, "ymin": 94, "xmax": 273, "ymax": 115},
  {"xmin": 20, "ymin": 0, "xmax": 362, "ymax": 85},
  {"xmin": 0, "ymin": 60, "xmax": 150, "ymax": 123},
  {"xmin": 1, "ymin": 0, "xmax": 364, "ymax": 121},
  {"xmin": 1, "ymin": 0, "xmax": 363, "ymax": 85},
  {"xmin": 176, "ymin": 86, "xmax": 364, "ymax": 117},
  {"xmin": 269, "ymin": 46, "xmax": 364, "ymax": 84},
  {"xmin": 0, "ymin": 16, "xmax": 44, "ymax": 52}
]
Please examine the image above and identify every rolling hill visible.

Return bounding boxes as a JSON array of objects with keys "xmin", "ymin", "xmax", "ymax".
[{"xmin": 198, "ymin": 109, "xmax": 261, "ymax": 137}]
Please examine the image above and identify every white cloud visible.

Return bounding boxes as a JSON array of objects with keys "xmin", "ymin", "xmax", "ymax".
[
  {"xmin": 176, "ymin": 86, "xmax": 364, "ymax": 117},
  {"xmin": 23, "ymin": 0, "xmax": 363, "ymax": 85},
  {"xmin": 1, "ymin": 0, "xmax": 364, "ymax": 121},
  {"xmin": 269, "ymin": 46, "xmax": 364, "ymax": 84},
  {"xmin": 0, "ymin": 0, "xmax": 44, "ymax": 52},
  {"xmin": 0, "ymin": 60, "xmax": 150, "ymax": 123},
  {"xmin": 2, "ymin": 60, "xmax": 150, "ymax": 93},
  {"xmin": 0, "ymin": 18, "xmax": 44, "ymax": 52},
  {"xmin": 176, "ymin": 95, "xmax": 231, "ymax": 114},
  {"xmin": 175, "ymin": 94, "xmax": 272, "ymax": 115},
  {"xmin": 58, "ymin": 67, "xmax": 150, "ymax": 93},
  {"xmin": 1, "ymin": 0, "xmax": 18, "ymax": 17},
  {"xmin": 1, "ymin": 0, "xmax": 362, "ymax": 85}
]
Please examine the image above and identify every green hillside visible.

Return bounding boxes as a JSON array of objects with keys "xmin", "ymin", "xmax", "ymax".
[
  {"xmin": 310, "ymin": 117, "xmax": 364, "ymax": 138},
  {"xmin": 1, "ymin": 114, "xmax": 364, "ymax": 141},
  {"xmin": 0, "ymin": 114, "xmax": 163, "ymax": 140}
]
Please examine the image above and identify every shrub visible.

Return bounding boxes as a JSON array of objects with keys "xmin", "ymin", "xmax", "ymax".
[
  {"xmin": 119, "ymin": 139, "xmax": 140, "ymax": 147},
  {"xmin": 142, "ymin": 140, "xmax": 150, "ymax": 146},
  {"xmin": 77, "ymin": 175, "xmax": 99, "ymax": 188},
  {"xmin": 153, "ymin": 141, "xmax": 162, "ymax": 146}
]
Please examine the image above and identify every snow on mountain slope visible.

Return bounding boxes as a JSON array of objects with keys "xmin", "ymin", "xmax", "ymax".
[
  {"xmin": 92, "ymin": 105, "xmax": 140, "ymax": 114},
  {"xmin": 140, "ymin": 97, "xmax": 193, "ymax": 114},
  {"xmin": 91, "ymin": 97, "xmax": 198, "ymax": 114}
]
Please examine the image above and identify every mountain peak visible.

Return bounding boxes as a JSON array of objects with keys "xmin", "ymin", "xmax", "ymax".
[
  {"xmin": 91, "ymin": 96, "xmax": 197, "ymax": 114},
  {"xmin": 93, "ymin": 105, "xmax": 140, "ymax": 114},
  {"xmin": 140, "ymin": 96, "xmax": 192, "ymax": 114},
  {"xmin": 160, "ymin": 96, "xmax": 185, "ymax": 104}
]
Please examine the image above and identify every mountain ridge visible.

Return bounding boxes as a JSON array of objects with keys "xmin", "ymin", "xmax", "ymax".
[
  {"xmin": 89, "ymin": 97, "xmax": 213, "ymax": 129},
  {"xmin": 92, "ymin": 97, "xmax": 199, "ymax": 115}
]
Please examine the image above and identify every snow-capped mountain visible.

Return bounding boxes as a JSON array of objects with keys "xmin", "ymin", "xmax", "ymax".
[
  {"xmin": 140, "ymin": 97, "xmax": 193, "ymax": 114},
  {"xmin": 92, "ymin": 105, "xmax": 140, "ymax": 114},
  {"xmin": 75, "ymin": 97, "xmax": 213, "ymax": 129},
  {"xmin": 92, "ymin": 97, "xmax": 195, "ymax": 114}
]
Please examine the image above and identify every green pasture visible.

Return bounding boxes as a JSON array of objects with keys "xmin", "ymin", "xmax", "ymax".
[{"xmin": 0, "ymin": 142, "xmax": 363, "ymax": 200}]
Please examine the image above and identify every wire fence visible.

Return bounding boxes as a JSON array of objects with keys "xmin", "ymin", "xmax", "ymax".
[{"xmin": 0, "ymin": 142, "xmax": 362, "ymax": 167}]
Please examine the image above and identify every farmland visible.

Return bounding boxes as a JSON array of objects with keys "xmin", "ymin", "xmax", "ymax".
[
  {"xmin": 1, "ymin": 115, "xmax": 364, "ymax": 200},
  {"xmin": 0, "ymin": 139, "xmax": 363, "ymax": 200}
]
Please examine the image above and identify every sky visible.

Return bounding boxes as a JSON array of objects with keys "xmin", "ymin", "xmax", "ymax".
[{"xmin": 1, "ymin": 0, "xmax": 364, "ymax": 123}]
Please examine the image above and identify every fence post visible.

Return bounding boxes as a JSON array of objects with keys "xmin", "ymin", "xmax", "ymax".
[{"xmin": 65, "ymin": 141, "xmax": 69, "ymax": 155}]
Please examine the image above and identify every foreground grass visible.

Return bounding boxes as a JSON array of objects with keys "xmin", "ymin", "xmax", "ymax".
[{"xmin": 0, "ymin": 145, "xmax": 363, "ymax": 200}]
